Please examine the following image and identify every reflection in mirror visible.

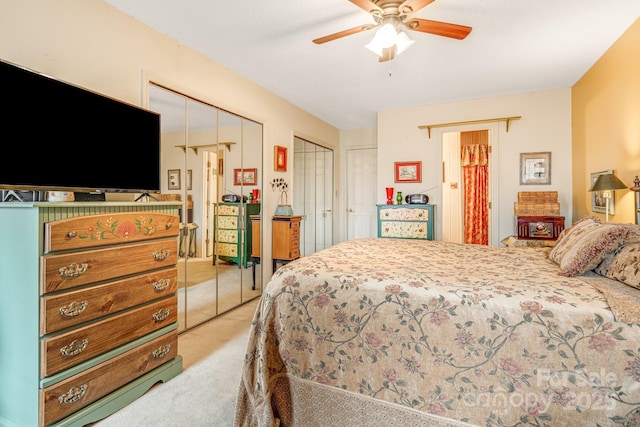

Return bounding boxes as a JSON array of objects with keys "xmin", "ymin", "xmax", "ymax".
[{"xmin": 148, "ymin": 83, "xmax": 263, "ymax": 333}]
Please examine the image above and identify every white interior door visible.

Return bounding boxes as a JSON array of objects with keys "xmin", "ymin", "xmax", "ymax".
[
  {"xmin": 442, "ymin": 133, "xmax": 464, "ymax": 243},
  {"xmin": 346, "ymin": 148, "xmax": 377, "ymax": 240},
  {"xmin": 293, "ymin": 137, "xmax": 334, "ymax": 256}
]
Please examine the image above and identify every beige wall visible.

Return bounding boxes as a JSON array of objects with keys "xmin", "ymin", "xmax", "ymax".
[
  {"xmin": 0, "ymin": 0, "xmax": 340, "ymax": 267},
  {"xmin": 572, "ymin": 18, "xmax": 640, "ymax": 224},
  {"xmin": 378, "ymin": 89, "xmax": 572, "ymax": 242}
]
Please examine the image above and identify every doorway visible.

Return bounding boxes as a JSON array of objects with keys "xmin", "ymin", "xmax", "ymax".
[
  {"xmin": 441, "ymin": 128, "xmax": 494, "ymax": 245},
  {"xmin": 292, "ymin": 137, "xmax": 334, "ymax": 256},
  {"xmin": 346, "ymin": 147, "xmax": 378, "ymax": 240}
]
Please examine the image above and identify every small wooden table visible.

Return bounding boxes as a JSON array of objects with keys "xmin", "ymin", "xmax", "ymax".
[{"xmin": 272, "ymin": 215, "xmax": 302, "ymax": 273}]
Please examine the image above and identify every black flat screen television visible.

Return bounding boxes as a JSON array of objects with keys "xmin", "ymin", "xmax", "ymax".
[{"xmin": 0, "ymin": 59, "xmax": 161, "ymax": 195}]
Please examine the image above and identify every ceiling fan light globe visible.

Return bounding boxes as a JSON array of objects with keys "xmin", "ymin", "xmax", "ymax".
[
  {"xmin": 395, "ymin": 31, "xmax": 415, "ymax": 55},
  {"xmin": 377, "ymin": 23, "xmax": 398, "ymax": 48},
  {"xmin": 365, "ymin": 40, "xmax": 384, "ymax": 57}
]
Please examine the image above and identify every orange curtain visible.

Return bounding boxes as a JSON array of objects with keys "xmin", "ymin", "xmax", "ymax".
[{"xmin": 461, "ymin": 132, "xmax": 489, "ymax": 245}]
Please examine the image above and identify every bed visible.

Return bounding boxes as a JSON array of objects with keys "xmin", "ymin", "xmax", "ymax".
[{"xmin": 234, "ymin": 218, "xmax": 640, "ymax": 426}]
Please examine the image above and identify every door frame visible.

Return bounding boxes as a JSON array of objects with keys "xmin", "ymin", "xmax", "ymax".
[{"xmin": 436, "ymin": 123, "xmax": 501, "ymax": 246}]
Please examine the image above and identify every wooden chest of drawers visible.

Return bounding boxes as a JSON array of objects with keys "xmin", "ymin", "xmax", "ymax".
[
  {"xmin": 0, "ymin": 202, "xmax": 183, "ymax": 427},
  {"xmin": 272, "ymin": 215, "xmax": 301, "ymax": 272}
]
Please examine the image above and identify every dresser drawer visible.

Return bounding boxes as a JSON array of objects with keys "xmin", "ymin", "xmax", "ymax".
[
  {"xmin": 41, "ymin": 239, "xmax": 178, "ymax": 294},
  {"xmin": 40, "ymin": 332, "xmax": 178, "ymax": 426},
  {"xmin": 41, "ymin": 268, "xmax": 177, "ymax": 335},
  {"xmin": 217, "ymin": 229, "xmax": 239, "ymax": 243},
  {"xmin": 217, "ymin": 204, "xmax": 239, "ymax": 215},
  {"xmin": 380, "ymin": 220, "xmax": 429, "ymax": 239},
  {"xmin": 379, "ymin": 207, "xmax": 430, "ymax": 221},
  {"xmin": 41, "ymin": 295, "xmax": 177, "ymax": 377},
  {"xmin": 217, "ymin": 243, "xmax": 238, "ymax": 257},
  {"xmin": 44, "ymin": 212, "xmax": 179, "ymax": 253}
]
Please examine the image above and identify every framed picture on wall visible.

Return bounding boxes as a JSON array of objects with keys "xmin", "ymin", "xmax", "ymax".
[
  {"xmin": 394, "ymin": 161, "xmax": 422, "ymax": 183},
  {"xmin": 168, "ymin": 169, "xmax": 180, "ymax": 190},
  {"xmin": 590, "ymin": 169, "xmax": 615, "ymax": 214},
  {"xmin": 274, "ymin": 145, "xmax": 287, "ymax": 172},
  {"xmin": 233, "ymin": 168, "xmax": 257, "ymax": 186},
  {"xmin": 520, "ymin": 152, "xmax": 551, "ymax": 185}
]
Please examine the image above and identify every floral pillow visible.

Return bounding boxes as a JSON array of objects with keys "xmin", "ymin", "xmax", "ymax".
[
  {"xmin": 549, "ymin": 217, "xmax": 600, "ymax": 264},
  {"xmin": 595, "ymin": 242, "xmax": 640, "ymax": 289},
  {"xmin": 549, "ymin": 219, "xmax": 628, "ymax": 276}
]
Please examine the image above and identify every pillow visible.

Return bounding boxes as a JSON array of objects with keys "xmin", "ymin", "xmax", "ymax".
[
  {"xmin": 619, "ymin": 224, "xmax": 640, "ymax": 244},
  {"xmin": 595, "ymin": 242, "xmax": 640, "ymax": 289},
  {"xmin": 549, "ymin": 221, "xmax": 629, "ymax": 276},
  {"xmin": 549, "ymin": 217, "xmax": 600, "ymax": 264}
]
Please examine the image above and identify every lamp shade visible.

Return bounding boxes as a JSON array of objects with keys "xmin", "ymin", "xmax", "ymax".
[{"xmin": 589, "ymin": 173, "xmax": 628, "ymax": 192}]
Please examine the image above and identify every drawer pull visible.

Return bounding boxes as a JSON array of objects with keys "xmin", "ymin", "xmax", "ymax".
[
  {"xmin": 60, "ymin": 338, "xmax": 89, "ymax": 357},
  {"xmin": 152, "ymin": 249, "xmax": 170, "ymax": 261},
  {"xmin": 152, "ymin": 308, "xmax": 171, "ymax": 322},
  {"xmin": 165, "ymin": 222, "xmax": 173, "ymax": 230},
  {"xmin": 58, "ymin": 384, "xmax": 87, "ymax": 405},
  {"xmin": 59, "ymin": 263, "xmax": 88, "ymax": 278},
  {"xmin": 66, "ymin": 231, "xmax": 77, "ymax": 238},
  {"xmin": 153, "ymin": 278, "xmax": 171, "ymax": 291},
  {"xmin": 152, "ymin": 344, "xmax": 171, "ymax": 359},
  {"xmin": 59, "ymin": 300, "xmax": 88, "ymax": 317}
]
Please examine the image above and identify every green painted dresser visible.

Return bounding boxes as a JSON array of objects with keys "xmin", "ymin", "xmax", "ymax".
[
  {"xmin": 213, "ymin": 202, "xmax": 261, "ymax": 268},
  {"xmin": 377, "ymin": 204, "xmax": 435, "ymax": 240},
  {"xmin": 0, "ymin": 202, "xmax": 183, "ymax": 427}
]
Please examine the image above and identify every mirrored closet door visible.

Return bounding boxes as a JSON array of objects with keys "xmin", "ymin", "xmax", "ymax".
[{"xmin": 149, "ymin": 83, "xmax": 263, "ymax": 332}]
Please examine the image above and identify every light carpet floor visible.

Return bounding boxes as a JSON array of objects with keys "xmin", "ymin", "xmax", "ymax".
[{"xmin": 93, "ymin": 308, "xmax": 254, "ymax": 427}]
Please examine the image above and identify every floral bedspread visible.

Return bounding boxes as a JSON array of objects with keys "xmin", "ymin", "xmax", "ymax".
[{"xmin": 235, "ymin": 238, "xmax": 640, "ymax": 426}]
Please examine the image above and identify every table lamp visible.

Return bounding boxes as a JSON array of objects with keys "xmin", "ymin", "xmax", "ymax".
[
  {"xmin": 631, "ymin": 175, "xmax": 640, "ymax": 224},
  {"xmin": 589, "ymin": 172, "xmax": 628, "ymax": 222}
]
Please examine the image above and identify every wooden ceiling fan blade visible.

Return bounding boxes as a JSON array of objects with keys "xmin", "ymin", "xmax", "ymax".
[
  {"xmin": 399, "ymin": 0, "xmax": 436, "ymax": 14},
  {"xmin": 349, "ymin": 0, "xmax": 382, "ymax": 14},
  {"xmin": 405, "ymin": 18, "xmax": 472, "ymax": 40},
  {"xmin": 313, "ymin": 24, "xmax": 375, "ymax": 44},
  {"xmin": 379, "ymin": 45, "xmax": 396, "ymax": 62}
]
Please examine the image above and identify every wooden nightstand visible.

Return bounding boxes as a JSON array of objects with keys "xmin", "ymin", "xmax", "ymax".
[{"xmin": 272, "ymin": 215, "xmax": 302, "ymax": 272}]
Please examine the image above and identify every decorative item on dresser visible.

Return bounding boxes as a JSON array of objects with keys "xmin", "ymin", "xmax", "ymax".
[
  {"xmin": 213, "ymin": 202, "xmax": 261, "ymax": 269},
  {"xmin": 270, "ymin": 178, "xmax": 293, "ymax": 216},
  {"xmin": 0, "ymin": 202, "xmax": 183, "ymax": 427},
  {"xmin": 385, "ymin": 187, "xmax": 394, "ymax": 205},
  {"xmin": 376, "ymin": 204, "xmax": 434, "ymax": 240},
  {"xmin": 272, "ymin": 215, "xmax": 301, "ymax": 273}
]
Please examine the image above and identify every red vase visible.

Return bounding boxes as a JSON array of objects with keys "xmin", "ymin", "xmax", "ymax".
[
  {"xmin": 385, "ymin": 187, "xmax": 394, "ymax": 205},
  {"xmin": 251, "ymin": 189, "xmax": 259, "ymax": 203}
]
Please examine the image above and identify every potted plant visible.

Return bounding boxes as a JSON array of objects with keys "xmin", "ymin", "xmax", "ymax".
[{"xmin": 270, "ymin": 178, "xmax": 293, "ymax": 216}]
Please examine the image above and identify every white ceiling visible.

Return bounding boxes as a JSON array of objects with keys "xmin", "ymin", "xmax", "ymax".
[{"xmin": 104, "ymin": 0, "xmax": 640, "ymax": 130}]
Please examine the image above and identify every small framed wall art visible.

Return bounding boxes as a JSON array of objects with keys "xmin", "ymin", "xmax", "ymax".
[
  {"xmin": 168, "ymin": 169, "xmax": 180, "ymax": 190},
  {"xmin": 394, "ymin": 161, "xmax": 422, "ymax": 183},
  {"xmin": 233, "ymin": 168, "xmax": 258, "ymax": 186},
  {"xmin": 274, "ymin": 145, "xmax": 287, "ymax": 172},
  {"xmin": 520, "ymin": 152, "xmax": 551, "ymax": 185}
]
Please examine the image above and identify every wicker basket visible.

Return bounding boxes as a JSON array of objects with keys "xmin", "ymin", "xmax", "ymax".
[{"xmin": 514, "ymin": 191, "xmax": 561, "ymax": 216}]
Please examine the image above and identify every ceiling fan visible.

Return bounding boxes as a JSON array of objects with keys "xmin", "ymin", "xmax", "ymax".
[{"xmin": 312, "ymin": 0, "xmax": 472, "ymax": 62}]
